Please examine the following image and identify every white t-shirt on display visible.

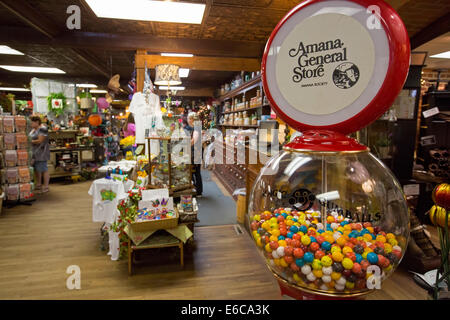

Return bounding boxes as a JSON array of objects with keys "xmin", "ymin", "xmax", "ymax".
[{"xmin": 88, "ymin": 178, "xmax": 128, "ymax": 224}]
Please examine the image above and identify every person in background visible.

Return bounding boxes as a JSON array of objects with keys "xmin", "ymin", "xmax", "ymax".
[
  {"xmin": 30, "ymin": 116, "xmax": 50, "ymax": 194},
  {"xmin": 122, "ymin": 113, "xmax": 136, "ymax": 138},
  {"xmin": 122, "ymin": 113, "xmax": 136, "ymax": 156},
  {"xmin": 184, "ymin": 112, "xmax": 203, "ymax": 197}
]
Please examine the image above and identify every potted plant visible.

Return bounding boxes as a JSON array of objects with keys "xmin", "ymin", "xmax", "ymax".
[{"xmin": 79, "ymin": 91, "xmax": 93, "ymax": 110}]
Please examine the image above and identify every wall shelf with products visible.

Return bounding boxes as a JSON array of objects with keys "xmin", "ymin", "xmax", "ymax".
[{"xmin": 217, "ymin": 74, "xmax": 272, "ymax": 130}]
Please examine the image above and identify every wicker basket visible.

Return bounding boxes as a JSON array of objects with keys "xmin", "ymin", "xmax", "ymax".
[{"xmin": 129, "ymin": 208, "xmax": 179, "ymax": 233}]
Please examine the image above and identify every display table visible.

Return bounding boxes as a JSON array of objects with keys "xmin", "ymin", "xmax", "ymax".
[
  {"xmin": 127, "ymin": 232, "xmax": 184, "ymax": 275},
  {"xmin": 125, "ymin": 224, "xmax": 193, "ymax": 275}
]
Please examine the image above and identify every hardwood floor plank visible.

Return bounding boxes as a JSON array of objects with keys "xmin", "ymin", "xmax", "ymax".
[{"xmin": 0, "ymin": 180, "xmax": 431, "ymax": 300}]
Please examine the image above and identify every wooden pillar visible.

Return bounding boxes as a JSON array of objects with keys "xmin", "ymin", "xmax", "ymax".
[{"xmin": 135, "ymin": 49, "xmax": 146, "ymax": 93}]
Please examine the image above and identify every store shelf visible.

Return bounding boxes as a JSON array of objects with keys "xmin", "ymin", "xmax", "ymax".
[
  {"xmin": 49, "ymin": 130, "xmax": 80, "ymax": 134},
  {"xmin": 219, "ymin": 124, "xmax": 259, "ymax": 128},
  {"xmin": 223, "ymin": 104, "xmax": 270, "ymax": 114},
  {"xmin": 219, "ymin": 75, "xmax": 262, "ymax": 102}
]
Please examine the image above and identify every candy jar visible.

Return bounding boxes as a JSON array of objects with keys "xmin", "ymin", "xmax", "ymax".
[{"xmin": 250, "ymin": 0, "xmax": 411, "ymax": 299}]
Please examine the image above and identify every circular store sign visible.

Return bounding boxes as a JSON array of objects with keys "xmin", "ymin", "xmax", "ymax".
[{"xmin": 262, "ymin": 0, "xmax": 410, "ymax": 134}]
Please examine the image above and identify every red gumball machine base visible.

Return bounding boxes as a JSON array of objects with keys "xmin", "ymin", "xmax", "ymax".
[{"xmin": 277, "ymin": 279, "xmax": 366, "ymax": 301}]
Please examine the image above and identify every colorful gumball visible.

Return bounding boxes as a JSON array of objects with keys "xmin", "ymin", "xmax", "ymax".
[
  {"xmin": 301, "ymin": 235, "xmax": 311, "ymax": 246},
  {"xmin": 342, "ymin": 258, "xmax": 354, "ymax": 270},
  {"xmin": 303, "ymin": 252, "xmax": 314, "ymax": 263},
  {"xmin": 294, "ymin": 248, "xmax": 304, "ymax": 258},
  {"xmin": 352, "ymin": 262, "xmax": 362, "ymax": 274},
  {"xmin": 284, "ymin": 255, "xmax": 294, "ymax": 265},
  {"xmin": 309, "ymin": 242, "xmax": 320, "ymax": 252},
  {"xmin": 321, "ymin": 256, "xmax": 333, "ymax": 267},
  {"xmin": 367, "ymin": 252, "xmax": 379, "ymax": 264},
  {"xmin": 284, "ymin": 247, "xmax": 294, "ymax": 256}
]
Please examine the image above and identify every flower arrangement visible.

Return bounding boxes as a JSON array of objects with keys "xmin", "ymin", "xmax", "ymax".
[
  {"xmin": 120, "ymin": 135, "xmax": 135, "ymax": 148},
  {"xmin": 112, "ymin": 188, "xmax": 144, "ymax": 259}
]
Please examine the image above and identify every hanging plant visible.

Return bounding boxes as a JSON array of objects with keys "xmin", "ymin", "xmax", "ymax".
[
  {"xmin": 47, "ymin": 92, "xmax": 68, "ymax": 117},
  {"xmin": 79, "ymin": 91, "xmax": 92, "ymax": 99}
]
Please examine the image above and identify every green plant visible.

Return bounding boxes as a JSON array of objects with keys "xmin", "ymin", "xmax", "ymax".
[
  {"xmin": 79, "ymin": 91, "xmax": 92, "ymax": 99},
  {"xmin": 47, "ymin": 92, "xmax": 67, "ymax": 117},
  {"xmin": 0, "ymin": 93, "xmax": 13, "ymax": 113}
]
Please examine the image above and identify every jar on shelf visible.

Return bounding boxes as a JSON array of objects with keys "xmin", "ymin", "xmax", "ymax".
[{"xmin": 243, "ymin": 111, "xmax": 250, "ymax": 126}]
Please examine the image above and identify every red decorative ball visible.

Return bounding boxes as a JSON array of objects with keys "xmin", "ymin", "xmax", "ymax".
[
  {"xmin": 293, "ymin": 248, "xmax": 304, "ymax": 258},
  {"xmin": 316, "ymin": 235, "xmax": 325, "ymax": 244},
  {"xmin": 269, "ymin": 241, "xmax": 279, "ymax": 250},
  {"xmin": 284, "ymin": 256, "xmax": 294, "ymax": 264},
  {"xmin": 290, "ymin": 262, "xmax": 300, "ymax": 272},
  {"xmin": 345, "ymin": 252, "xmax": 356, "ymax": 262},
  {"xmin": 352, "ymin": 262, "xmax": 362, "ymax": 274},
  {"xmin": 315, "ymin": 250, "xmax": 325, "ymax": 260},
  {"xmin": 309, "ymin": 242, "xmax": 320, "ymax": 252},
  {"xmin": 342, "ymin": 269, "xmax": 352, "ymax": 277},
  {"xmin": 291, "ymin": 240, "xmax": 301, "ymax": 248},
  {"xmin": 292, "ymin": 233, "xmax": 302, "ymax": 241},
  {"xmin": 284, "ymin": 246, "xmax": 294, "ymax": 256}
]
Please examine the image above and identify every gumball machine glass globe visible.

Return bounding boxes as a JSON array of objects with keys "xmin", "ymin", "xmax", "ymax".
[{"xmin": 248, "ymin": 138, "xmax": 409, "ymax": 297}]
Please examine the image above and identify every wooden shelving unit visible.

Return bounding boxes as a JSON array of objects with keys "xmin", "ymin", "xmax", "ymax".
[
  {"xmin": 219, "ymin": 75, "xmax": 262, "ymax": 102},
  {"xmin": 222, "ymin": 104, "xmax": 269, "ymax": 114},
  {"xmin": 219, "ymin": 124, "xmax": 259, "ymax": 128}
]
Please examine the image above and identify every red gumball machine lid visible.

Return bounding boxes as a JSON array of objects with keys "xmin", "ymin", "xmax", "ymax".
[
  {"xmin": 285, "ymin": 130, "xmax": 368, "ymax": 152},
  {"xmin": 261, "ymin": 0, "xmax": 411, "ymax": 144}
]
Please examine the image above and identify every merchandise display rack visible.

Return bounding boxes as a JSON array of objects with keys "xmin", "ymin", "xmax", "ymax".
[{"xmin": 0, "ymin": 115, "xmax": 35, "ymax": 207}]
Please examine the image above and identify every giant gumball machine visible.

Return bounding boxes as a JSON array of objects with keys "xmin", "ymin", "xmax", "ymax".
[{"xmin": 249, "ymin": 0, "xmax": 411, "ymax": 299}]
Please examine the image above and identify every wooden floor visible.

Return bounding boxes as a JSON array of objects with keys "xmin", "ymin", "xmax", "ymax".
[{"xmin": 0, "ymin": 180, "xmax": 431, "ymax": 299}]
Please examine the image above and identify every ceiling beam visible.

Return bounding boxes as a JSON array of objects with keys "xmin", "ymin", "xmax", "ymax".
[
  {"xmin": 136, "ymin": 54, "xmax": 261, "ymax": 72},
  {"xmin": 157, "ymin": 88, "xmax": 215, "ymax": 97},
  {"xmin": 0, "ymin": 0, "xmax": 59, "ymax": 38},
  {"xmin": 386, "ymin": 0, "xmax": 412, "ymax": 10},
  {"xmin": 0, "ymin": 1, "xmax": 111, "ymax": 79},
  {"xmin": 0, "ymin": 27, "xmax": 265, "ymax": 58},
  {"xmin": 410, "ymin": 12, "xmax": 450, "ymax": 49}
]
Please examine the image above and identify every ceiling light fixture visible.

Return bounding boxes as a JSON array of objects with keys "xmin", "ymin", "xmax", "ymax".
[
  {"xmin": 77, "ymin": 84, "xmax": 98, "ymax": 88},
  {"xmin": 161, "ymin": 53, "xmax": 194, "ymax": 58},
  {"xmin": 159, "ymin": 86, "xmax": 185, "ymax": 91},
  {"xmin": 0, "ymin": 45, "xmax": 24, "ymax": 55},
  {"xmin": 430, "ymin": 51, "xmax": 450, "ymax": 59},
  {"xmin": 0, "ymin": 65, "xmax": 65, "ymax": 73},
  {"xmin": 85, "ymin": 0, "xmax": 206, "ymax": 24},
  {"xmin": 0, "ymin": 87, "xmax": 30, "ymax": 92},
  {"xmin": 179, "ymin": 68, "xmax": 190, "ymax": 78},
  {"xmin": 90, "ymin": 89, "xmax": 108, "ymax": 94}
]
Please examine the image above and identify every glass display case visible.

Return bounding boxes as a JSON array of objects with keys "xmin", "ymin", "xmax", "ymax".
[{"xmin": 147, "ymin": 137, "xmax": 192, "ymax": 193}]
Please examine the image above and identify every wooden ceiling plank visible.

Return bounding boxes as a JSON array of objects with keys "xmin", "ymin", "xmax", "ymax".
[
  {"xmin": 0, "ymin": 0, "xmax": 59, "ymax": 38},
  {"xmin": 0, "ymin": 1, "xmax": 111, "ymax": 79},
  {"xmin": 0, "ymin": 27, "xmax": 265, "ymax": 58},
  {"xmin": 199, "ymin": 0, "xmax": 213, "ymax": 38},
  {"xmin": 136, "ymin": 54, "xmax": 261, "ymax": 71},
  {"xmin": 410, "ymin": 12, "xmax": 450, "ymax": 50},
  {"xmin": 386, "ymin": 0, "xmax": 413, "ymax": 10},
  {"xmin": 157, "ymin": 88, "xmax": 214, "ymax": 97}
]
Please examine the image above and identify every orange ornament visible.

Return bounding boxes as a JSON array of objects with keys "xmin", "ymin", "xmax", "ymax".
[{"xmin": 88, "ymin": 114, "xmax": 102, "ymax": 127}]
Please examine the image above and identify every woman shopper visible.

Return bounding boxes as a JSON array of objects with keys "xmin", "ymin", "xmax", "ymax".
[
  {"xmin": 121, "ymin": 113, "xmax": 136, "ymax": 156},
  {"xmin": 30, "ymin": 116, "xmax": 50, "ymax": 194},
  {"xmin": 184, "ymin": 112, "xmax": 203, "ymax": 197}
]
